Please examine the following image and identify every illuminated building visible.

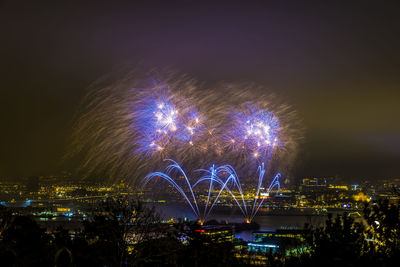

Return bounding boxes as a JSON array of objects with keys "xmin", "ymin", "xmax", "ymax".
[
  {"xmin": 251, "ymin": 229, "xmax": 306, "ymax": 255},
  {"xmin": 194, "ymin": 226, "xmax": 234, "ymax": 243}
]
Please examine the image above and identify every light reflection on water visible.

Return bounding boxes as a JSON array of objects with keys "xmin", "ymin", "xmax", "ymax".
[{"xmin": 150, "ymin": 202, "xmax": 331, "ymax": 241}]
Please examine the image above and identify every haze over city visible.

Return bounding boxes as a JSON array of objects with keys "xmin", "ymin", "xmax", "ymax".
[{"xmin": 1, "ymin": 0, "xmax": 400, "ymax": 180}]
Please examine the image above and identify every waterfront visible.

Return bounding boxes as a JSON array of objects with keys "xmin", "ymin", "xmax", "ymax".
[{"xmin": 152, "ymin": 202, "xmax": 336, "ymax": 241}]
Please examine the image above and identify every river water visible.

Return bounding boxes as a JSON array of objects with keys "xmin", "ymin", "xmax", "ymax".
[{"xmin": 151, "ymin": 202, "xmax": 333, "ymax": 241}]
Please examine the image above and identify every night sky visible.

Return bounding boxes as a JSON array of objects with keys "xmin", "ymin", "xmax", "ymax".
[{"xmin": 1, "ymin": 0, "xmax": 399, "ymax": 181}]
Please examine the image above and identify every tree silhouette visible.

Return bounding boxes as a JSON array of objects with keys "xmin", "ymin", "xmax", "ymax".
[
  {"xmin": 363, "ymin": 199, "xmax": 400, "ymax": 266},
  {"xmin": 1, "ymin": 216, "xmax": 53, "ymax": 266},
  {"xmin": 304, "ymin": 213, "xmax": 366, "ymax": 267}
]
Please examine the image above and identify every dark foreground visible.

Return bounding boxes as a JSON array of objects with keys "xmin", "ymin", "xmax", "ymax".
[{"xmin": 0, "ymin": 198, "xmax": 399, "ymax": 267}]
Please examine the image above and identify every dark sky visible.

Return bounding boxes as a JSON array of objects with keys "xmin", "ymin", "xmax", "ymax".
[{"xmin": 1, "ymin": 0, "xmax": 399, "ymax": 181}]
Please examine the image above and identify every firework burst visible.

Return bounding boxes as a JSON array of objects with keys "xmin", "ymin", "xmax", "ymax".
[{"xmin": 69, "ymin": 71, "xmax": 210, "ymax": 184}]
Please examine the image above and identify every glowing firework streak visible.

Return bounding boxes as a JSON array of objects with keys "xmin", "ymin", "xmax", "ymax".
[
  {"xmin": 252, "ymin": 171, "xmax": 280, "ymax": 220},
  {"xmin": 145, "ymin": 160, "xmax": 254, "ymax": 222},
  {"xmin": 192, "ymin": 164, "xmax": 249, "ymax": 220},
  {"xmin": 194, "ymin": 164, "xmax": 281, "ymax": 222},
  {"xmin": 144, "ymin": 160, "xmax": 281, "ymax": 222},
  {"xmin": 145, "ymin": 159, "xmax": 200, "ymax": 218}
]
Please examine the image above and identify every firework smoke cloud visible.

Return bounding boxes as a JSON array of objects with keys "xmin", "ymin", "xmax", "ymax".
[{"xmin": 70, "ymin": 70, "xmax": 302, "ymax": 187}]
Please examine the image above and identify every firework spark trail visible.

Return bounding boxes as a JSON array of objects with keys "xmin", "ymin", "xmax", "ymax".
[
  {"xmin": 202, "ymin": 165, "xmax": 215, "ymax": 220},
  {"xmin": 193, "ymin": 164, "xmax": 250, "ymax": 220},
  {"xmin": 144, "ymin": 161, "xmax": 280, "ymax": 222},
  {"xmin": 193, "ymin": 164, "xmax": 281, "ymax": 222},
  {"xmin": 251, "ymin": 163, "xmax": 266, "ymax": 220},
  {"xmin": 144, "ymin": 159, "xmax": 201, "ymax": 218},
  {"xmin": 144, "ymin": 160, "xmax": 244, "ymax": 222},
  {"xmin": 251, "ymin": 172, "xmax": 281, "ymax": 221}
]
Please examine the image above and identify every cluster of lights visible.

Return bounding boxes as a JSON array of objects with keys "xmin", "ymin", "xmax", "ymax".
[
  {"xmin": 247, "ymin": 243, "xmax": 279, "ymax": 248},
  {"xmin": 154, "ymin": 102, "xmax": 178, "ymax": 133},
  {"xmin": 147, "ymin": 102, "xmax": 177, "ymax": 151},
  {"xmin": 147, "ymin": 101, "xmax": 202, "ymax": 152},
  {"xmin": 228, "ymin": 105, "xmax": 281, "ymax": 160},
  {"xmin": 245, "ymin": 121, "xmax": 273, "ymax": 145},
  {"xmin": 244, "ymin": 120, "xmax": 278, "ymax": 158}
]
